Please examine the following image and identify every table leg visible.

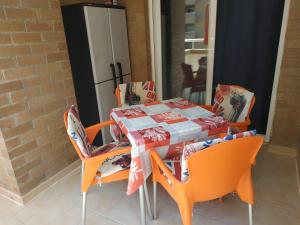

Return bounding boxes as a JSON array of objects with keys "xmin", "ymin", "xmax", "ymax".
[
  {"xmin": 153, "ymin": 181, "xmax": 157, "ymax": 220},
  {"xmin": 144, "ymin": 181, "xmax": 153, "ymax": 220},
  {"xmin": 80, "ymin": 161, "xmax": 84, "ymax": 196},
  {"xmin": 139, "ymin": 185, "xmax": 146, "ymax": 225}
]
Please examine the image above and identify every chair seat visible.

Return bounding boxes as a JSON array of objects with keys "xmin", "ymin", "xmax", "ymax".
[{"xmin": 92, "ymin": 141, "xmax": 132, "ymax": 178}]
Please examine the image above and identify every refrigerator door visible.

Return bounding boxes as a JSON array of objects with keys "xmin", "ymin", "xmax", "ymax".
[
  {"xmin": 117, "ymin": 74, "xmax": 131, "ymax": 85},
  {"xmin": 84, "ymin": 6, "xmax": 114, "ymax": 83},
  {"xmin": 94, "ymin": 80, "xmax": 118, "ymax": 144},
  {"xmin": 109, "ymin": 8, "xmax": 131, "ymax": 76},
  {"xmin": 120, "ymin": 74, "xmax": 132, "ymax": 84}
]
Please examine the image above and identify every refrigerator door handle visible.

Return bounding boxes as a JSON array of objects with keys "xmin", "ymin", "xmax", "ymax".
[
  {"xmin": 117, "ymin": 62, "xmax": 124, "ymax": 84},
  {"xmin": 110, "ymin": 63, "xmax": 118, "ymax": 91}
]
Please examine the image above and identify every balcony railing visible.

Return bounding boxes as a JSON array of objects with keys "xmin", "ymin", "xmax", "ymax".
[
  {"xmin": 185, "ymin": 38, "xmax": 205, "ymax": 50},
  {"xmin": 186, "ymin": 0, "xmax": 196, "ymax": 6}
]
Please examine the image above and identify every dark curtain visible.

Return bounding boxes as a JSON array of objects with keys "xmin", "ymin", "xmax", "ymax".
[
  {"xmin": 213, "ymin": 0, "xmax": 285, "ymax": 133},
  {"xmin": 161, "ymin": 0, "xmax": 171, "ymax": 99}
]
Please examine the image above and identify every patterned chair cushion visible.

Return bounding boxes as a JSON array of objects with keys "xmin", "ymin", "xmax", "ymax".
[
  {"xmin": 67, "ymin": 105, "xmax": 92, "ymax": 157},
  {"xmin": 180, "ymin": 130, "xmax": 257, "ymax": 182},
  {"xmin": 160, "ymin": 141, "xmax": 195, "ymax": 181},
  {"xmin": 97, "ymin": 141, "xmax": 131, "ymax": 177},
  {"xmin": 212, "ymin": 84, "xmax": 254, "ymax": 122},
  {"xmin": 118, "ymin": 81, "xmax": 156, "ymax": 107},
  {"xmin": 67, "ymin": 106, "xmax": 131, "ymax": 161},
  {"xmin": 163, "ymin": 155, "xmax": 182, "ymax": 181}
]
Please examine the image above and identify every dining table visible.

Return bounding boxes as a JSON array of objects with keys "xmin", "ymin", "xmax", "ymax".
[{"xmin": 110, "ymin": 98, "xmax": 229, "ymax": 225}]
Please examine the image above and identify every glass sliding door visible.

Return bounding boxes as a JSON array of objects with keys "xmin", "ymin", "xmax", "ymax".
[{"xmin": 160, "ymin": 0, "xmax": 215, "ymax": 104}]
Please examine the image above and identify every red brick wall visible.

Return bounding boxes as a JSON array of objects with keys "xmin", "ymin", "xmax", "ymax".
[
  {"xmin": 0, "ymin": 0, "xmax": 77, "ymax": 197},
  {"xmin": 0, "ymin": 0, "xmax": 151, "ymax": 200}
]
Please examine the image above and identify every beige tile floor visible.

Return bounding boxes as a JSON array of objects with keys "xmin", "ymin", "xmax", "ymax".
[{"xmin": 1, "ymin": 147, "xmax": 300, "ymax": 225}]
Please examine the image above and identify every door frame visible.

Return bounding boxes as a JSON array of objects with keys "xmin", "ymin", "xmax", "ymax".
[
  {"xmin": 265, "ymin": 0, "xmax": 290, "ymax": 141},
  {"xmin": 148, "ymin": 0, "xmax": 291, "ymax": 140}
]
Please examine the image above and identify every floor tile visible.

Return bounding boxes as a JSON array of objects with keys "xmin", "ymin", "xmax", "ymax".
[
  {"xmin": 14, "ymin": 190, "xmax": 73, "ymax": 225},
  {"xmin": 47, "ymin": 169, "xmax": 141, "ymax": 225},
  {"xmin": 85, "ymin": 181, "xmax": 149, "ymax": 225},
  {"xmin": 46, "ymin": 207, "xmax": 121, "ymax": 225},
  {"xmin": 0, "ymin": 215, "xmax": 25, "ymax": 225},
  {"xmin": 49, "ymin": 168, "xmax": 82, "ymax": 207},
  {"xmin": 253, "ymin": 151, "xmax": 300, "ymax": 213},
  {"xmin": 0, "ymin": 195, "xmax": 22, "ymax": 218},
  {"xmin": 191, "ymin": 215, "xmax": 230, "ymax": 225},
  {"xmin": 3, "ymin": 144, "xmax": 300, "ymax": 225},
  {"xmin": 194, "ymin": 195, "xmax": 249, "ymax": 225},
  {"xmin": 149, "ymin": 185, "xmax": 182, "ymax": 225},
  {"xmin": 254, "ymin": 201, "xmax": 300, "ymax": 225}
]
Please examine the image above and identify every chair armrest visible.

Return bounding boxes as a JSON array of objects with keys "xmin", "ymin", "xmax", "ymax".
[
  {"xmin": 81, "ymin": 146, "xmax": 131, "ymax": 192},
  {"xmin": 217, "ymin": 133, "xmax": 228, "ymax": 138},
  {"xmin": 85, "ymin": 146, "xmax": 131, "ymax": 164},
  {"xmin": 230, "ymin": 117, "xmax": 251, "ymax": 127},
  {"xmin": 115, "ymin": 87, "xmax": 122, "ymax": 107},
  {"xmin": 199, "ymin": 104, "xmax": 213, "ymax": 112},
  {"xmin": 85, "ymin": 120, "xmax": 116, "ymax": 143},
  {"xmin": 144, "ymin": 100, "xmax": 161, "ymax": 106},
  {"xmin": 150, "ymin": 150, "xmax": 182, "ymax": 187}
]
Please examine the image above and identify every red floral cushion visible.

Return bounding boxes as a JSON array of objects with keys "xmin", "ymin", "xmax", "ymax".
[
  {"xmin": 96, "ymin": 141, "xmax": 131, "ymax": 177},
  {"xmin": 212, "ymin": 84, "xmax": 254, "ymax": 122},
  {"xmin": 162, "ymin": 130, "xmax": 256, "ymax": 182},
  {"xmin": 67, "ymin": 106, "xmax": 131, "ymax": 160},
  {"xmin": 118, "ymin": 81, "xmax": 156, "ymax": 107},
  {"xmin": 67, "ymin": 106, "xmax": 92, "ymax": 157},
  {"xmin": 181, "ymin": 130, "xmax": 256, "ymax": 181},
  {"xmin": 163, "ymin": 155, "xmax": 182, "ymax": 181}
]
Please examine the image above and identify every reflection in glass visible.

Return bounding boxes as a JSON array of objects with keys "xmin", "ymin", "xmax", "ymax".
[{"xmin": 161, "ymin": 0, "xmax": 209, "ymax": 104}]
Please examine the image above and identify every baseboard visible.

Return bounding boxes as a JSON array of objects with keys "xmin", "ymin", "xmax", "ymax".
[
  {"xmin": 266, "ymin": 144, "xmax": 298, "ymax": 157},
  {"xmin": 0, "ymin": 159, "xmax": 81, "ymax": 205},
  {"xmin": 0, "ymin": 186, "xmax": 23, "ymax": 206},
  {"xmin": 295, "ymin": 152, "xmax": 300, "ymax": 196}
]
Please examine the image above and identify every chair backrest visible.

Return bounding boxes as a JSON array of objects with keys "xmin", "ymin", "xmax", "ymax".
[
  {"xmin": 196, "ymin": 57, "xmax": 207, "ymax": 82},
  {"xmin": 213, "ymin": 84, "xmax": 255, "ymax": 122},
  {"xmin": 230, "ymin": 85, "xmax": 256, "ymax": 121},
  {"xmin": 64, "ymin": 110, "xmax": 88, "ymax": 161},
  {"xmin": 115, "ymin": 81, "xmax": 156, "ymax": 107},
  {"xmin": 185, "ymin": 136, "xmax": 263, "ymax": 203},
  {"xmin": 181, "ymin": 63, "xmax": 195, "ymax": 88}
]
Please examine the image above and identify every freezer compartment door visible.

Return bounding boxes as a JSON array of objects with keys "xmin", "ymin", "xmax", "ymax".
[
  {"xmin": 94, "ymin": 80, "xmax": 118, "ymax": 144},
  {"xmin": 109, "ymin": 8, "xmax": 131, "ymax": 76},
  {"xmin": 84, "ymin": 6, "xmax": 114, "ymax": 83}
]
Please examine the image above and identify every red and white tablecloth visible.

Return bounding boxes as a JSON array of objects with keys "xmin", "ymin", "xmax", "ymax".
[{"xmin": 110, "ymin": 98, "xmax": 229, "ymax": 195}]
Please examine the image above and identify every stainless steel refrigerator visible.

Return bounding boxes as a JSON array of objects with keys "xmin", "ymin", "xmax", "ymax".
[{"xmin": 62, "ymin": 3, "xmax": 131, "ymax": 145}]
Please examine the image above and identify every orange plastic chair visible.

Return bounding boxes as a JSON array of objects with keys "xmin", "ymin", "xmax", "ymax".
[
  {"xmin": 200, "ymin": 85, "xmax": 255, "ymax": 132},
  {"xmin": 115, "ymin": 85, "xmax": 123, "ymax": 107},
  {"xmin": 150, "ymin": 136, "xmax": 263, "ymax": 225},
  {"xmin": 115, "ymin": 81, "xmax": 157, "ymax": 107},
  {"xmin": 63, "ymin": 112, "xmax": 152, "ymax": 225}
]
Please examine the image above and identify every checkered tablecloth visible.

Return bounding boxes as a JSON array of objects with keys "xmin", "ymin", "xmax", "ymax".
[{"xmin": 110, "ymin": 98, "xmax": 229, "ymax": 195}]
